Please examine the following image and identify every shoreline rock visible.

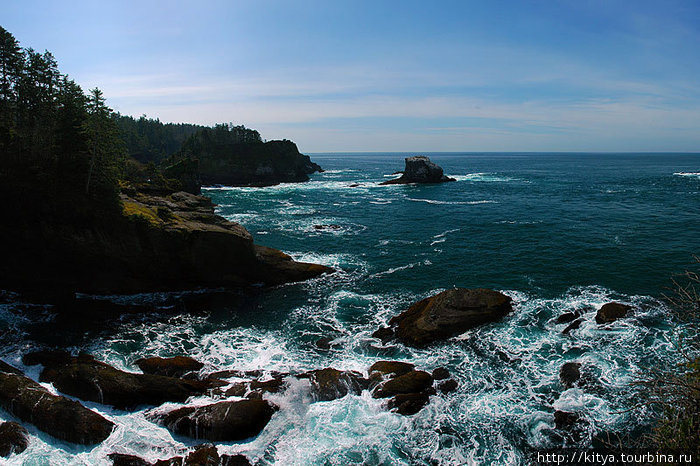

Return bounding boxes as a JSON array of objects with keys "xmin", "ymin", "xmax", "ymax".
[
  {"xmin": 2, "ymin": 189, "xmax": 332, "ymax": 297},
  {"xmin": 380, "ymin": 156, "xmax": 455, "ymax": 185},
  {"xmin": 155, "ymin": 399, "xmax": 277, "ymax": 442},
  {"xmin": 378, "ymin": 288, "xmax": 513, "ymax": 346},
  {"xmin": 0, "ymin": 422, "xmax": 29, "ymax": 457},
  {"xmin": 0, "ymin": 371, "xmax": 114, "ymax": 445},
  {"xmin": 23, "ymin": 351, "xmax": 217, "ymax": 410}
]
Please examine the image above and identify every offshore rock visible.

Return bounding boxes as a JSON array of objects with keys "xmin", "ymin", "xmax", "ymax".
[
  {"xmin": 24, "ymin": 351, "xmax": 213, "ymax": 410},
  {"xmin": 595, "ymin": 302, "xmax": 632, "ymax": 324},
  {"xmin": 225, "ymin": 377, "xmax": 287, "ymax": 399},
  {"xmin": 0, "ymin": 421, "xmax": 29, "ymax": 457},
  {"xmin": 156, "ymin": 400, "xmax": 277, "ymax": 442},
  {"xmin": 0, "ymin": 371, "xmax": 114, "ymax": 445},
  {"xmin": 383, "ymin": 288, "xmax": 513, "ymax": 346},
  {"xmin": 380, "ymin": 156, "xmax": 455, "ymax": 185},
  {"xmin": 368, "ymin": 361, "xmax": 415, "ymax": 378},
  {"xmin": 135, "ymin": 356, "xmax": 204, "ymax": 378}
]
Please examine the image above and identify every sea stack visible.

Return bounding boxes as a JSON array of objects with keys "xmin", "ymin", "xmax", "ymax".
[{"xmin": 380, "ymin": 156, "xmax": 456, "ymax": 185}]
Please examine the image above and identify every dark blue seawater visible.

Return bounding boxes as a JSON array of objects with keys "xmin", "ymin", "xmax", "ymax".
[{"xmin": 1, "ymin": 153, "xmax": 698, "ymax": 465}]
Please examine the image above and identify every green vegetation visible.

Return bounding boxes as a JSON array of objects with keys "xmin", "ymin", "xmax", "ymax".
[
  {"xmin": 0, "ymin": 26, "xmax": 124, "ymax": 222},
  {"xmin": 637, "ymin": 256, "xmax": 700, "ymax": 456}
]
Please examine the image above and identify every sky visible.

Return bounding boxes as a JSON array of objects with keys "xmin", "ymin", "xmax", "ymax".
[{"xmin": 3, "ymin": 0, "xmax": 700, "ymax": 152}]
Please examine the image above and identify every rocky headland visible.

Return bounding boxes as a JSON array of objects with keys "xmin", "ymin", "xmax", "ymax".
[
  {"xmin": 1, "ymin": 188, "xmax": 331, "ymax": 298},
  {"xmin": 179, "ymin": 139, "xmax": 323, "ymax": 187},
  {"xmin": 380, "ymin": 156, "xmax": 456, "ymax": 185}
]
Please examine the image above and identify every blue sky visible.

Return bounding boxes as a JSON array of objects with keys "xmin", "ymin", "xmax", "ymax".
[{"xmin": 4, "ymin": 0, "xmax": 700, "ymax": 151}]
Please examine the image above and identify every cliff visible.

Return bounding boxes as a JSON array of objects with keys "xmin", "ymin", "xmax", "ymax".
[
  {"xmin": 0, "ymin": 188, "xmax": 331, "ymax": 297},
  {"xmin": 184, "ymin": 139, "xmax": 322, "ymax": 187}
]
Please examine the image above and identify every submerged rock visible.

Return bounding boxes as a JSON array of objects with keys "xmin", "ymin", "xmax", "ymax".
[
  {"xmin": 0, "ymin": 371, "xmax": 114, "ymax": 445},
  {"xmin": 595, "ymin": 302, "xmax": 632, "ymax": 324},
  {"xmin": 437, "ymin": 379, "xmax": 458, "ymax": 394},
  {"xmin": 383, "ymin": 288, "xmax": 513, "ymax": 346},
  {"xmin": 562, "ymin": 318, "xmax": 583, "ymax": 335},
  {"xmin": 24, "ymin": 351, "xmax": 214, "ymax": 410},
  {"xmin": 560, "ymin": 362, "xmax": 581, "ymax": 389},
  {"xmin": 135, "ymin": 356, "xmax": 204, "ymax": 378},
  {"xmin": 554, "ymin": 410, "xmax": 581, "ymax": 429},
  {"xmin": 156, "ymin": 399, "xmax": 277, "ymax": 442},
  {"xmin": 0, "ymin": 421, "xmax": 29, "ymax": 457},
  {"xmin": 431, "ymin": 367, "xmax": 451, "ymax": 380},
  {"xmin": 379, "ymin": 156, "xmax": 455, "ymax": 185}
]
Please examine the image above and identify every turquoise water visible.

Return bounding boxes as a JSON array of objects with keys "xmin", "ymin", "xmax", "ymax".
[{"xmin": 1, "ymin": 153, "xmax": 699, "ymax": 465}]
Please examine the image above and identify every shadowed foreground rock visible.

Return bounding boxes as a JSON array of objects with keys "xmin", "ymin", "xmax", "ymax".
[
  {"xmin": 135, "ymin": 356, "xmax": 204, "ymax": 378},
  {"xmin": 380, "ymin": 156, "xmax": 455, "ymax": 185},
  {"xmin": 23, "ymin": 351, "xmax": 215, "ymax": 410},
  {"xmin": 379, "ymin": 288, "xmax": 513, "ymax": 346},
  {"xmin": 3, "ymin": 190, "xmax": 332, "ymax": 297},
  {"xmin": 156, "ymin": 400, "xmax": 277, "ymax": 442},
  {"xmin": 109, "ymin": 444, "xmax": 252, "ymax": 466},
  {"xmin": 0, "ymin": 371, "xmax": 114, "ymax": 445},
  {"xmin": 0, "ymin": 422, "xmax": 29, "ymax": 457}
]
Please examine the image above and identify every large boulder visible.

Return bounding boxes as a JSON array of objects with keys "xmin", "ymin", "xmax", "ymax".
[
  {"xmin": 24, "ymin": 351, "xmax": 214, "ymax": 410},
  {"xmin": 297, "ymin": 368, "xmax": 369, "ymax": 401},
  {"xmin": 0, "ymin": 421, "xmax": 29, "ymax": 457},
  {"xmin": 372, "ymin": 371, "xmax": 434, "ymax": 399},
  {"xmin": 109, "ymin": 445, "xmax": 252, "ymax": 466},
  {"xmin": 0, "ymin": 371, "xmax": 114, "ymax": 445},
  {"xmin": 380, "ymin": 156, "xmax": 455, "ymax": 185},
  {"xmin": 595, "ymin": 302, "xmax": 632, "ymax": 324},
  {"xmin": 382, "ymin": 288, "xmax": 513, "ymax": 346},
  {"xmin": 134, "ymin": 356, "xmax": 204, "ymax": 378},
  {"xmin": 156, "ymin": 400, "xmax": 277, "ymax": 442}
]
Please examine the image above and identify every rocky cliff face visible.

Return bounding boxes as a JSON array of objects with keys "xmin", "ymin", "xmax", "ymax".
[
  {"xmin": 0, "ymin": 189, "xmax": 332, "ymax": 297},
  {"xmin": 197, "ymin": 140, "xmax": 322, "ymax": 187}
]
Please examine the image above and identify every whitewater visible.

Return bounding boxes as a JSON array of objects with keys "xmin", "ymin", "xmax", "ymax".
[{"xmin": 1, "ymin": 152, "xmax": 698, "ymax": 465}]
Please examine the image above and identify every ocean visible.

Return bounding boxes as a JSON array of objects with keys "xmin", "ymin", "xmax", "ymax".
[{"xmin": 1, "ymin": 153, "xmax": 699, "ymax": 465}]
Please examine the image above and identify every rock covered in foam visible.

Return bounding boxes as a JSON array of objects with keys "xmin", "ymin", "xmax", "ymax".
[{"xmin": 379, "ymin": 156, "xmax": 455, "ymax": 185}]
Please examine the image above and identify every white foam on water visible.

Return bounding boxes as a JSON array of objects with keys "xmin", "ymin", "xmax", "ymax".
[
  {"xmin": 1, "ymin": 282, "xmax": 684, "ymax": 465},
  {"xmin": 673, "ymin": 172, "xmax": 700, "ymax": 178},
  {"xmin": 406, "ymin": 198, "xmax": 497, "ymax": 205},
  {"xmin": 452, "ymin": 173, "xmax": 518, "ymax": 182}
]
